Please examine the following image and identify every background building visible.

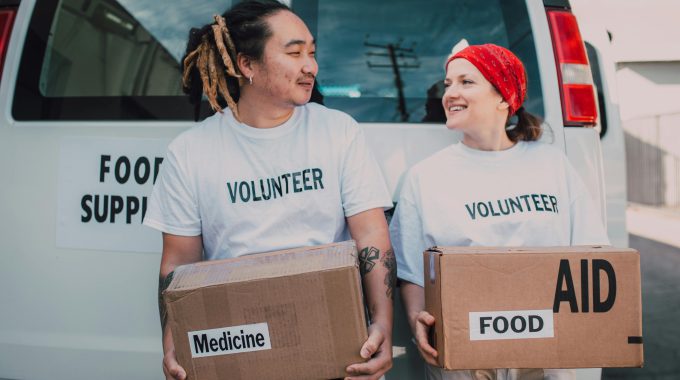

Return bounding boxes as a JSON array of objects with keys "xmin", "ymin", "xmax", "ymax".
[{"xmin": 574, "ymin": 0, "xmax": 680, "ymax": 207}]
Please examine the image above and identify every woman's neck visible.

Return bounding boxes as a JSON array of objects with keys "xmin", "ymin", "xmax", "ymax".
[{"xmin": 462, "ymin": 129, "xmax": 515, "ymax": 151}]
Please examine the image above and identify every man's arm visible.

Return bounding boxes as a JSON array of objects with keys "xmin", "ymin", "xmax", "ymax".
[
  {"xmin": 345, "ymin": 208, "xmax": 395, "ymax": 379},
  {"xmin": 158, "ymin": 233, "xmax": 203, "ymax": 380}
]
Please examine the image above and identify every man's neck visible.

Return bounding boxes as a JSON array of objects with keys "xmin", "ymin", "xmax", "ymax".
[{"xmin": 237, "ymin": 94, "xmax": 296, "ymax": 129}]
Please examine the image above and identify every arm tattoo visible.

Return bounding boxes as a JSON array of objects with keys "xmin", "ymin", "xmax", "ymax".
[
  {"xmin": 358, "ymin": 246, "xmax": 380, "ymax": 277},
  {"xmin": 382, "ymin": 248, "xmax": 397, "ymax": 299},
  {"xmin": 359, "ymin": 246, "xmax": 397, "ymax": 299},
  {"xmin": 158, "ymin": 271, "xmax": 175, "ymax": 332}
]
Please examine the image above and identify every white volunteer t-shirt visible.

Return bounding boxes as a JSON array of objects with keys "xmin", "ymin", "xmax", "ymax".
[
  {"xmin": 144, "ymin": 103, "xmax": 392, "ymax": 259},
  {"xmin": 391, "ymin": 141, "xmax": 610, "ymax": 287}
]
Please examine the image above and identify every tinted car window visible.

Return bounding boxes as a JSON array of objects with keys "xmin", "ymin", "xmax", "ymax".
[
  {"xmin": 299, "ymin": 0, "xmax": 542, "ymax": 123},
  {"xmin": 13, "ymin": 0, "xmax": 232, "ymax": 120},
  {"xmin": 13, "ymin": 0, "xmax": 542, "ymax": 121}
]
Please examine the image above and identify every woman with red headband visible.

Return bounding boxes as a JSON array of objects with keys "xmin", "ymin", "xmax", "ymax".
[{"xmin": 390, "ymin": 44, "xmax": 609, "ymax": 379}]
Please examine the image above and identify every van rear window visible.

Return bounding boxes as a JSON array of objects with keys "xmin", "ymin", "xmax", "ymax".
[{"xmin": 13, "ymin": 0, "xmax": 542, "ymax": 122}]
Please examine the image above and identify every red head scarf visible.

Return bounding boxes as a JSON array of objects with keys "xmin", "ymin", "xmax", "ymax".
[{"xmin": 445, "ymin": 44, "xmax": 527, "ymax": 116}]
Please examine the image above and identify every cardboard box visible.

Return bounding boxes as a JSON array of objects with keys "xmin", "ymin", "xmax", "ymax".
[
  {"xmin": 164, "ymin": 241, "xmax": 367, "ymax": 380},
  {"xmin": 424, "ymin": 246, "xmax": 643, "ymax": 370}
]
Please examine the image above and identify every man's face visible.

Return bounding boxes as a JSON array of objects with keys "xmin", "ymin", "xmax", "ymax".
[{"xmin": 251, "ymin": 11, "xmax": 318, "ymax": 108}]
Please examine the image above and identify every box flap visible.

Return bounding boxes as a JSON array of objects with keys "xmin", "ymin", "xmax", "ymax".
[
  {"xmin": 168, "ymin": 241, "xmax": 358, "ymax": 291},
  {"xmin": 432, "ymin": 245, "xmax": 633, "ymax": 255}
]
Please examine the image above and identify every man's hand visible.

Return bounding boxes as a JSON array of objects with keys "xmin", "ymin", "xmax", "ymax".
[
  {"xmin": 162, "ymin": 348, "xmax": 187, "ymax": 380},
  {"xmin": 345, "ymin": 209, "xmax": 394, "ymax": 379},
  {"xmin": 345, "ymin": 323, "xmax": 393, "ymax": 380},
  {"xmin": 159, "ymin": 233, "xmax": 203, "ymax": 380},
  {"xmin": 413, "ymin": 310, "xmax": 438, "ymax": 366}
]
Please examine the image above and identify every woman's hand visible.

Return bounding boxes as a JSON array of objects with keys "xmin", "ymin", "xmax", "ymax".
[{"xmin": 413, "ymin": 310, "xmax": 439, "ymax": 366}]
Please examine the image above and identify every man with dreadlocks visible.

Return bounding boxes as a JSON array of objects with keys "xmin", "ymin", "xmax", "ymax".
[{"xmin": 143, "ymin": 1, "xmax": 395, "ymax": 379}]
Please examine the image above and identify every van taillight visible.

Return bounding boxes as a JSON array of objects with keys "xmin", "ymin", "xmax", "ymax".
[
  {"xmin": 547, "ymin": 9, "xmax": 597, "ymax": 126},
  {"xmin": 0, "ymin": 8, "xmax": 17, "ymax": 78}
]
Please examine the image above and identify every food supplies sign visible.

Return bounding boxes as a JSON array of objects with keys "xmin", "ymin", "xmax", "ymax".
[
  {"xmin": 56, "ymin": 137, "xmax": 170, "ymax": 253},
  {"xmin": 189, "ymin": 323, "xmax": 272, "ymax": 358}
]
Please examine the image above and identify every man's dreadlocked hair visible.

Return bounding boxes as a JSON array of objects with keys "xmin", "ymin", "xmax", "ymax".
[{"xmin": 182, "ymin": 0, "xmax": 291, "ymax": 121}]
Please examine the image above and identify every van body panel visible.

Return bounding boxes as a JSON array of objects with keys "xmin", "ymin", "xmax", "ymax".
[
  {"xmin": 570, "ymin": 0, "xmax": 628, "ymax": 248},
  {"xmin": 0, "ymin": 0, "xmax": 623, "ymax": 379}
]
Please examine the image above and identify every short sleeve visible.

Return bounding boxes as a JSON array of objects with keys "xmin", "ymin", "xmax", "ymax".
[
  {"xmin": 389, "ymin": 172, "xmax": 427, "ymax": 287},
  {"xmin": 340, "ymin": 123, "xmax": 393, "ymax": 217},
  {"xmin": 565, "ymin": 160, "xmax": 610, "ymax": 245},
  {"xmin": 143, "ymin": 138, "xmax": 202, "ymax": 236}
]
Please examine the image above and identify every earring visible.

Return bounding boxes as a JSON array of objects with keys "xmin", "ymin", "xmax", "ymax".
[{"xmin": 249, "ymin": 76, "xmax": 253, "ymax": 85}]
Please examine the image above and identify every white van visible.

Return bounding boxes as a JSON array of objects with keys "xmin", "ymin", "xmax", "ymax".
[{"xmin": 0, "ymin": 0, "xmax": 626, "ymax": 379}]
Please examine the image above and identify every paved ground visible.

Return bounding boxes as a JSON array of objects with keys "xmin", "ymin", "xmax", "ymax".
[{"xmin": 602, "ymin": 234, "xmax": 680, "ymax": 380}]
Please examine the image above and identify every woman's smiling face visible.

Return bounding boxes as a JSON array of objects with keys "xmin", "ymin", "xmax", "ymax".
[{"xmin": 442, "ymin": 58, "xmax": 509, "ymax": 134}]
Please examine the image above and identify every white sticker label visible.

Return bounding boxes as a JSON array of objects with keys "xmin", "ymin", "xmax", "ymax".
[
  {"xmin": 469, "ymin": 309, "xmax": 554, "ymax": 341},
  {"xmin": 189, "ymin": 322, "xmax": 272, "ymax": 358},
  {"xmin": 56, "ymin": 137, "xmax": 170, "ymax": 253}
]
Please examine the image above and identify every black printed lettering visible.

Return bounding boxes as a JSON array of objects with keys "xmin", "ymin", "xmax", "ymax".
[
  {"xmin": 292, "ymin": 171, "xmax": 302, "ymax": 193},
  {"xmin": 153, "ymin": 157, "xmax": 164, "ymax": 184},
  {"xmin": 110, "ymin": 195, "xmax": 124, "ymax": 223},
  {"xmin": 194, "ymin": 334, "xmax": 209, "ymax": 353},
  {"xmin": 281, "ymin": 173, "xmax": 291, "ymax": 193},
  {"xmin": 225, "ymin": 168, "xmax": 325, "ymax": 204},
  {"xmin": 593, "ymin": 259, "xmax": 616, "ymax": 313},
  {"xmin": 541, "ymin": 194, "xmax": 552, "ymax": 212},
  {"xmin": 227, "ymin": 182, "xmax": 238, "ymax": 203},
  {"xmin": 531, "ymin": 194, "xmax": 544, "ymax": 211},
  {"xmin": 520, "ymin": 195, "xmax": 532, "ymax": 211},
  {"xmin": 488, "ymin": 201, "xmax": 501, "ymax": 216},
  {"xmin": 529, "ymin": 315, "xmax": 543, "ymax": 332},
  {"xmin": 251, "ymin": 181, "xmax": 262, "ymax": 202},
  {"xmin": 480, "ymin": 316, "xmax": 492, "ymax": 334},
  {"xmin": 246, "ymin": 333, "xmax": 256, "ymax": 347},
  {"xmin": 126, "ymin": 197, "xmax": 140, "ymax": 224},
  {"xmin": 465, "ymin": 204, "xmax": 477, "ymax": 220},
  {"xmin": 94, "ymin": 195, "xmax": 109, "ymax": 223},
  {"xmin": 312, "ymin": 168, "xmax": 324, "ymax": 189},
  {"xmin": 554, "ymin": 259, "xmax": 578, "ymax": 312},
  {"xmin": 83, "ymin": 195, "xmax": 148, "ymax": 224},
  {"xmin": 478, "ymin": 202, "xmax": 489, "ymax": 217},
  {"xmin": 581, "ymin": 259, "xmax": 590, "ymax": 313},
  {"xmin": 550, "ymin": 195, "xmax": 558, "ymax": 213},
  {"xmin": 272, "ymin": 177, "xmax": 282, "ymax": 199},
  {"xmin": 81, "ymin": 195, "xmax": 93, "ymax": 222},
  {"xmin": 191, "ymin": 328, "xmax": 268, "ymax": 355},
  {"xmin": 493, "ymin": 317, "xmax": 508, "ymax": 333},
  {"xmin": 142, "ymin": 196, "xmax": 148, "ymax": 221},
  {"xmin": 498, "ymin": 199, "xmax": 510, "ymax": 215},
  {"xmin": 510, "ymin": 316, "xmax": 526, "ymax": 333},
  {"xmin": 260, "ymin": 179, "xmax": 272, "ymax": 201},
  {"xmin": 239, "ymin": 182, "xmax": 250, "ymax": 202},
  {"xmin": 218, "ymin": 332, "xmax": 228, "ymax": 350},
  {"xmin": 100, "ymin": 155, "xmax": 111, "ymax": 182},
  {"xmin": 115, "ymin": 156, "xmax": 131, "ymax": 184},
  {"xmin": 302, "ymin": 169, "xmax": 312, "ymax": 190},
  {"xmin": 467, "ymin": 193, "xmax": 559, "ymax": 220},
  {"xmin": 509, "ymin": 197, "xmax": 523, "ymax": 213},
  {"xmin": 134, "ymin": 157, "xmax": 151, "ymax": 185}
]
